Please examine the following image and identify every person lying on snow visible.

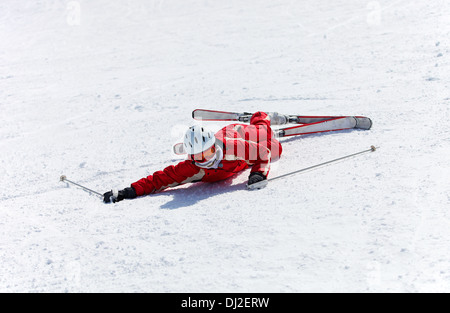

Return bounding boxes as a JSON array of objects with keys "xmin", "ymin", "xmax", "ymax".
[{"xmin": 103, "ymin": 111, "xmax": 288, "ymax": 203}]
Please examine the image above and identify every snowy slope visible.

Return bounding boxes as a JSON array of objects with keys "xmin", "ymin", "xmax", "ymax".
[{"xmin": 1, "ymin": 0, "xmax": 449, "ymax": 292}]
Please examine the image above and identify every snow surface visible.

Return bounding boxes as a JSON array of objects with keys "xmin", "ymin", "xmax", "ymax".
[{"xmin": 1, "ymin": 0, "xmax": 449, "ymax": 293}]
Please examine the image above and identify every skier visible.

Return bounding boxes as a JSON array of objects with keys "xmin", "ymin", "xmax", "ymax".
[{"xmin": 103, "ymin": 111, "xmax": 288, "ymax": 203}]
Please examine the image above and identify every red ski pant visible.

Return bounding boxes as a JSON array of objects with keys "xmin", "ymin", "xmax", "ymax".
[{"xmin": 240, "ymin": 112, "xmax": 283, "ymax": 162}]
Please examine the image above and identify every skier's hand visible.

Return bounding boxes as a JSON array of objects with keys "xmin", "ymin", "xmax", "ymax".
[
  {"xmin": 103, "ymin": 187, "xmax": 137, "ymax": 203},
  {"xmin": 247, "ymin": 172, "xmax": 267, "ymax": 186},
  {"xmin": 103, "ymin": 189, "xmax": 119, "ymax": 203}
]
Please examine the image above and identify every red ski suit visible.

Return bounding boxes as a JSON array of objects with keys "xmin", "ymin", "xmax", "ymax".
[{"xmin": 131, "ymin": 112, "xmax": 282, "ymax": 196}]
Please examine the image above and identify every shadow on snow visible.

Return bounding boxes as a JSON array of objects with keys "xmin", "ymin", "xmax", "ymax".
[{"xmin": 151, "ymin": 175, "xmax": 248, "ymax": 210}]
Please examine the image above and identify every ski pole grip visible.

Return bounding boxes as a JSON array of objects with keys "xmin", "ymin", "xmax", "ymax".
[{"xmin": 60, "ymin": 175, "xmax": 67, "ymax": 182}]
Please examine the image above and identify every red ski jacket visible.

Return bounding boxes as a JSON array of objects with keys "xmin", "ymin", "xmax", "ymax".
[{"xmin": 131, "ymin": 112, "xmax": 283, "ymax": 196}]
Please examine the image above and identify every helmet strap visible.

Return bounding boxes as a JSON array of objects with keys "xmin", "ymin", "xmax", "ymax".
[{"xmin": 194, "ymin": 145, "xmax": 223, "ymax": 169}]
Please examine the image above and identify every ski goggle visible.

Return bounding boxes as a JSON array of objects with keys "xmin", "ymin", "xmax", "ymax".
[{"xmin": 190, "ymin": 145, "xmax": 216, "ymax": 163}]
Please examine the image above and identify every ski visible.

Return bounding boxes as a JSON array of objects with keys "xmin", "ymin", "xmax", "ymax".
[
  {"xmin": 274, "ymin": 116, "xmax": 371, "ymax": 137},
  {"xmin": 173, "ymin": 142, "xmax": 186, "ymax": 155},
  {"xmin": 193, "ymin": 108, "xmax": 340, "ymax": 123},
  {"xmin": 192, "ymin": 109, "xmax": 254, "ymax": 122},
  {"xmin": 192, "ymin": 109, "xmax": 372, "ymax": 129}
]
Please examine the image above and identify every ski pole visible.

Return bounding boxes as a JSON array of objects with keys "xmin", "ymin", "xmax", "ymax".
[
  {"xmin": 60, "ymin": 175, "xmax": 103, "ymax": 198},
  {"xmin": 248, "ymin": 146, "xmax": 378, "ymax": 190}
]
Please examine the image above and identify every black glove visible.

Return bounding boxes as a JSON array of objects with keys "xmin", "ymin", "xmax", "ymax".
[
  {"xmin": 247, "ymin": 172, "xmax": 267, "ymax": 186},
  {"xmin": 103, "ymin": 187, "xmax": 137, "ymax": 203}
]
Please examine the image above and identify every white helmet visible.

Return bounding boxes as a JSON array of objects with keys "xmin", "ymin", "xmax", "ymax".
[{"xmin": 183, "ymin": 125, "xmax": 216, "ymax": 155}]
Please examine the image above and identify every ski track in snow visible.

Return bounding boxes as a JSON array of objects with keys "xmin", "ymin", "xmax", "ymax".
[{"xmin": 1, "ymin": 0, "xmax": 449, "ymax": 292}]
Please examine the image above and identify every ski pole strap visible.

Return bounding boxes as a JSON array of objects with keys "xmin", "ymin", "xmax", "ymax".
[
  {"xmin": 60, "ymin": 175, "xmax": 103, "ymax": 197},
  {"xmin": 248, "ymin": 146, "xmax": 378, "ymax": 190}
]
